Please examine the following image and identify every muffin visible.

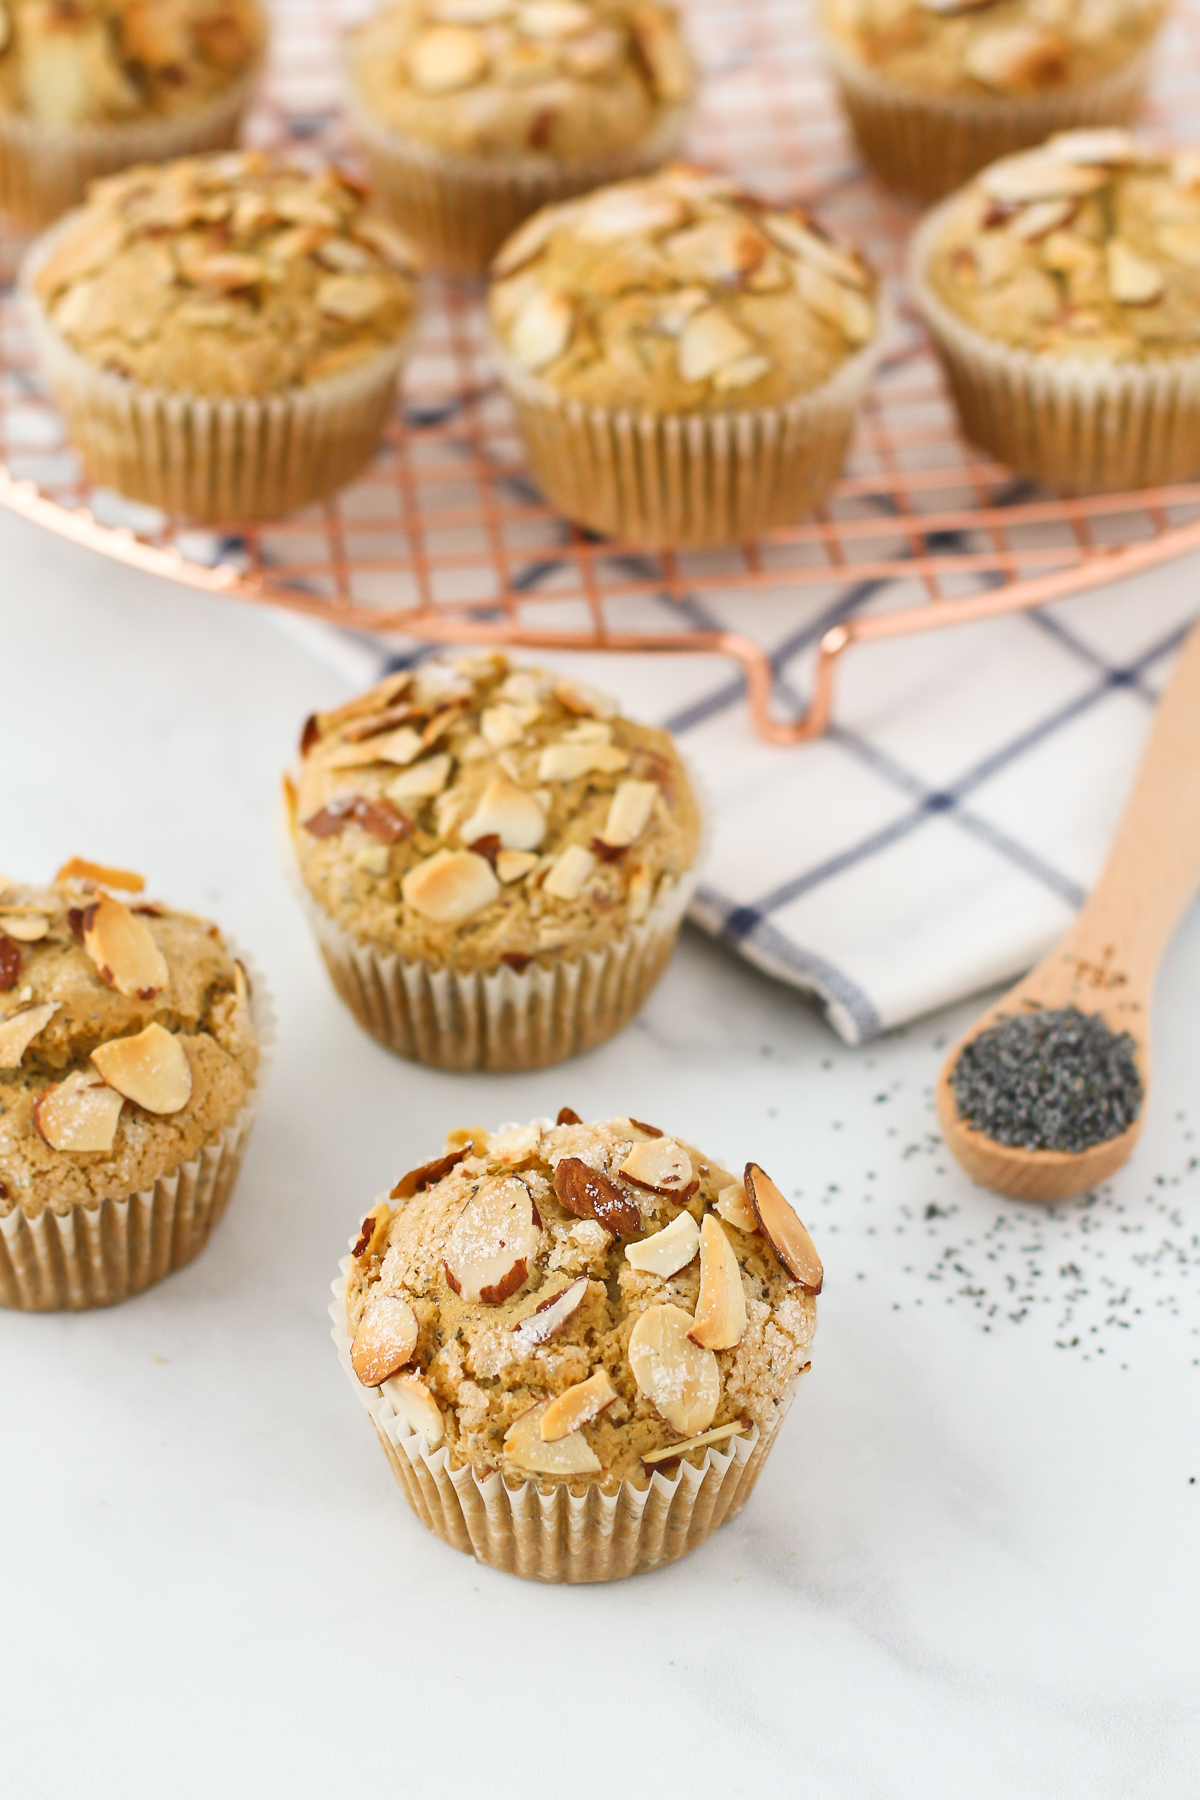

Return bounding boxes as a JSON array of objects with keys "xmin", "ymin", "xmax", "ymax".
[
  {"xmin": 285, "ymin": 653, "xmax": 703, "ymax": 1071},
  {"xmin": 910, "ymin": 131, "xmax": 1200, "ymax": 492},
  {"xmin": 331, "ymin": 1112, "xmax": 821, "ymax": 1580},
  {"xmin": 343, "ymin": 0, "xmax": 696, "ymax": 274},
  {"xmin": 0, "ymin": 857, "xmax": 266, "ymax": 1311},
  {"xmin": 487, "ymin": 164, "xmax": 884, "ymax": 546},
  {"xmin": 21, "ymin": 149, "xmax": 422, "ymax": 522},
  {"xmin": 818, "ymin": 0, "xmax": 1168, "ymax": 202},
  {"xmin": 0, "ymin": 0, "xmax": 266, "ymax": 230}
]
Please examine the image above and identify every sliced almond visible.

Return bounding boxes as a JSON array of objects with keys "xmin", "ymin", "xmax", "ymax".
[
  {"xmin": 715, "ymin": 1180, "xmax": 758, "ymax": 1233},
  {"xmin": 322, "ymin": 725, "xmax": 425, "ymax": 768},
  {"xmin": 1046, "ymin": 128, "xmax": 1139, "ymax": 166},
  {"xmin": 460, "ymin": 773, "xmax": 547, "ymax": 851},
  {"xmin": 351, "ymin": 1290, "xmax": 419, "ymax": 1385},
  {"xmin": 620, "ymin": 1137, "xmax": 694, "ymax": 1196},
  {"xmin": 628, "ymin": 1303, "xmax": 719, "ymax": 1436},
  {"xmin": 82, "ymin": 894, "xmax": 169, "ymax": 998},
  {"xmin": 1156, "ymin": 221, "xmax": 1200, "ymax": 268},
  {"xmin": 561, "ymin": 719, "xmax": 612, "ymax": 744},
  {"xmin": 517, "ymin": 0, "xmax": 591, "ymax": 37},
  {"xmin": 763, "ymin": 213, "xmax": 872, "ymax": 293},
  {"xmin": 387, "ymin": 753, "xmax": 453, "ymax": 804},
  {"xmin": 33, "ymin": 1071, "xmax": 124, "ymax": 1153},
  {"xmin": 0, "ymin": 911, "xmax": 49, "ymax": 941},
  {"xmin": 575, "ymin": 185, "xmax": 686, "ymax": 243},
  {"xmin": 90, "ymin": 1023, "xmax": 191, "ymax": 1114},
  {"xmin": 543, "ymin": 844, "xmax": 595, "ymax": 901},
  {"xmin": 503, "ymin": 1400, "xmax": 601, "ymax": 1475},
  {"xmin": 491, "ymin": 204, "xmax": 566, "ymax": 278},
  {"xmin": 353, "ymin": 215, "xmax": 423, "ymax": 275},
  {"xmin": 537, "ymin": 740, "xmax": 630, "ymax": 781},
  {"xmin": 599, "ymin": 779, "xmax": 658, "ymax": 848},
  {"xmin": 54, "ymin": 857, "xmax": 144, "ymax": 891},
  {"xmin": 625, "ymin": 862, "xmax": 653, "ymax": 921},
  {"xmin": 443, "ymin": 1174, "xmax": 541, "ymax": 1304},
  {"xmin": 665, "ymin": 219, "xmax": 767, "ymax": 283},
  {"xmin": 641, "ymin": 1422, "xmax": 749, "ymax": 1464},
  {"xmin": 1106, "ymin": 240, "xmax": 1164, "ymax": 305},
  {"xmin": 539, "ymin": 1368, "xmax": 616, "ymax": 1441},
  {"xmin": 487, "ymin": 1120, "xmax": 543, "ymax": 1165},
  {"xmin": 688, "ymin": 1215, "xmax": 748, "ymax": 1350},
  {"xmin": 629, "ymin": 8, "xmax": 693, "ymax": 103},
  {"xmin": 624, "ymin": 1209, "xmax": 699, "ymax": 1277},
  {"xmin": 796, "ymin": 262, "xmax": 874, "ymax": 344},
  {"xmin": 381, "ymin": 1372, "xmax": 445, "ymax": 1446},
  {"xmin": 678, "ymin": 307, "xmax": 753, "ymax": 382},
  {"xmin": 36, "ymin": 210, "xmax": 127, "ymax": 298},
  {"xmin": 744, "ymin": 1162, "xmax": 822, "ymax": 1293},
  {"xmin": 511, "ymin": 1274, "xmax": 588, "ymax": 1346},
  {"xmin": 508, "ymin": 288, "xmax": 573, "ymax": 370},
  {"xmin": 554, "ymin": 677, "xmax": 617, "ymax": 718},
  {"xmin": 316, "ymin": 235, "xmax": 370, "ymax": 274},
  {"xmin": 410, "ymin": 23, "xmax": 487, "ymax": 93},
  {"xmin": 980, "ymin": 152, "xmax": 1106, "ymax": 205},
  {"xmin": 402, "ymin": 849, "xmax": 500, "ymax": 923},
  {"xmin": 497, "ymin": 849, "xmax": 538, "ymax": 883},
  {"xmin": 963, "ymin": 26, "xmax": 1069, "ymax": 91},
  {"xmin": 554, "ymin": 1155, "xmax": 640, "ymax": 1235},
  {"xmin": 713, "ymin": 354, "xmax": 772, "ymax": 391},
  {"xmin": 1008, "ymin": 198, "xmax": 1076, "ymax": 241},
  {"xmin": 182, "ymin": 253, "xmax": 264, "ymax": 290},
  {"xmin": 564, "ymin": 26, "xmax": 622, "ymax": 76},
  {"xmin": 316, "ymin": 274, "xmax": 390, "ymax": 322},
  {"xmin": 0, "ymin": 1001, "xmax": 58, "ymax": 1069},
  {"xmin": 480, "ymin": 701, "xmax": 536, "ymax": 747},
  {"xmin": 352, "ymin": 1200, "xmax": 393, "ymax": 1260},
  {"xmin": 390, "ymin": 1146, "xmax": 467, "ymax": 1199}
]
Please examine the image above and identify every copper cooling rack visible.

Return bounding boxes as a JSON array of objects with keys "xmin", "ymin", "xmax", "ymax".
[{"xmin": 3, "ymin": 0, "xmax": 1200, "ymax": 742}]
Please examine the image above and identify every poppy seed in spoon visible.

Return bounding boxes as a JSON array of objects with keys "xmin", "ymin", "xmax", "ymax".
[{"xmin": 950, "ymin": 1007, "xmax": 1144, "ymax": 1154}]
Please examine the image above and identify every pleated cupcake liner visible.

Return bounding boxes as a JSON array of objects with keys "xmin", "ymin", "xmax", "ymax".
[
  {"xmin": 909, "ymin": 201, "xmax": 1200, "ymax": 493},
  {"xmin": 0, "ymin": 58, "xmax": 263, "ymax": 234},
  {"xmin": 492, "ymin": 322, "xmax": 885, "ymax": 547},
  {"xmin": 820, "ymin": 32, "xmax": 1155, "ymax": 204},
  {"xmin": 342, "ymin": 82, "xmax": 691, "ymax": 275},
  {"xmin": 331, "ymin": 1256, "xmax": 798, "ymax": 1582},
  {"xmin": 0, "ymin": 947, "xmax": 273, "ymax": 1313}
]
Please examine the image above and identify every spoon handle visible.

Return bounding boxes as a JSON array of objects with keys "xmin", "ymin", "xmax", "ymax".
[{"xmin": 1068, "ymin": 616, "xmax": 1200, "ymax": 989}]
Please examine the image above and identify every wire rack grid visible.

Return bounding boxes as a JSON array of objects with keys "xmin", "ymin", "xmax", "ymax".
[{"xmin": 2, "ymin": 0, "xmax": 1200, "ymax": 742}]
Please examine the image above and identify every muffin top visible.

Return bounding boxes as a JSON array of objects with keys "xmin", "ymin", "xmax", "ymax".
[
  {"xmin": 0, "ymin": 0, "xmax": 264, "ymax": 126},
  {"xmin": 819, "ymin": 0, "xmax": 1166, "ymax": 97},
  {"xmin": 488, "ymin": 164, "xmax": 878, "ymax": 411},
  {"xmin": 921, "ymin": 132, "xmax": 1200, "ymax": 361},
  {"xmin": 29, "ymin": 150, "xmax": 421, "ymax": 396},
  {"xmin": 344, "ymin": 0, "xmax": 694, "ymax": 162},
  {"xmin": 0, "ymin": 859, "xmax": 259, "ymax": 1218},
  {"xmin": 343, "ymin": 1113, "xmax": 821, "ymax": 1489},
  {"xmin": 290, "ymin": 654, "xmax": 702, "ymax": 972}
]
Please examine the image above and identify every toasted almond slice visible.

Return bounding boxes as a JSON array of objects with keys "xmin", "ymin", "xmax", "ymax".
[
  {"xmin": 0, "ymin": 911, "xmax": 49, "ymax": 941},
  {"xmin": 665, "ymin": 219, "xmax": 767, "ymax": 283},
  {"xmin": 1106, "ymin": 240, "xmax": 1164, "ymax": 305},
  {"xmin": 381, "ymin": 1372, "xmax": 445, "ymax": 1446},
  {"xmin": 688, "ymin": 1215, "xmax": 748, "ymax": 1350},
  {"xmin": 497, "ymin": 849, "xmax": 538, "ymax": 883},
  {"xmin": 0, "ymin": 1001, "xmax": 58, "ymax": 1068},
  {"xmin": 387, "ymin": 753, "xmax": 453, "ymax": 804},
  {"xmin": 744, "ymin": 1162, "xmax": 822, "ymax": 1292},
  {"xmin": 628, "ymin": 1302, "xmax": 719, "ymax": 1436},
  {"xmin": 642, "ymin": 1422, "xmax": 749, "ymax": 1464},
  {"xmin": 402, "ymin": 849, "xmax": 500, "ymax": 923},
  {"xmin": 491, "ymin": 203, "xmax": 567, "ymax": 278},
  {"xmin": 760, "ymin": 212, "xmax": 870, "ymax": 290},
  {"xmin": 575, "ymin": 185, "xmax": 686, "ymax": 243},
  {"xmin": 322, "ymin": 724, "xmax": 425, "ymax": 768},
  {"xmin": 624, "ymin": 1209, "xmax": 699, "ymax": 1276},
  {"xmin": 33, "ymin": 1071, "xmax": 124, "ymax": 1152},
  {"xmin": 554, "ymin": 677, "xmax": 617, "ymax": 718},
  {"xmin": 625, "ymin": 862, "xmax": 653, "ymax": 921},
  {"xmin": 539, "ymin": 1368, "xmax": 616, "ymax": 1441},
  {"xmin": 410, "ymin": 23, "xmax": 487, "ymax": 93},
  {"xmin": 36, "ymin": 210, "xmax": 127, "ymax": 297},
  {"xmin": 488, "ymin": 1120, "xmax": 544, "ymax": 1165},
  {"xmin": 54, "ymin": 857, "xmax": 144, "ymax": 891},
  {"xmin": 543, "ymin": 843, "xmax": 595, "ymax": 901},
  {"xmin": 679, "ymin": 306, "xmax": 753, "ymax": 382},
  {"xmin": 1047, "ymin": 127, "xmax": 1139, "ymax": 165},
  {"xmin": 1009, "ymin": 197, "xmax": 1076, "ymax": 241},
  {"xmin": 518, "ymin": 0, "xmax": 591, "ymax": 37},
  {"xmin": 963, "ymin": 25, "xmax": 1069, "ymax": 91},
  {"xmin": 980, "ymin": 152, "xmax": 1106, "ymax": 205},
  {"xmin": 351, "ymin": 1291, "xmax": 419, "ymax": 1385},
  {"xmin": 390, "ymin": 1146, "xmax": 467, "ymax": 1199},
  {"xmin": 90, "ymin": 1023, "xmax": 192, "ymax": 1114},
  {"xmin": 554, "ymin": 1155, "xmax": 640, "ymax": 1235},
  {"xmin": 620, "ymin": 1136, "xmax": 694, "ymax": 1196},
  {"xmin": 352, "ymin": 1200, "xmax": 393, "ymax": 1260},
  {"xmin": 713, "ymin": 353, "xmax": 772, "ymax": 391},
  {"xmin": 1156, "ymin": 221, "xmax": 1200, "ymax": 268},
  {"xmin": 600, "ymin": 779, "xmax": 658, "ymax": 847},
  {"xmin": 83, "ymin": 894, "xmax": 169, "ymax": 998},
  {"xmin": 796, "ymin": 262, "xmax": 874, "ymax": 344},
  {"xmin": 460, "ymin": 773, "xmax": 547, "ymax": 851},
  {"xmin": 316, "ymin": 273, "xmax": 390, "ymax": 322},
  {"xmin": 561, "ymin": 719, "xmax": 612, "ymax": 744},
  {"xmin": 443, "ymin": 1174, "xmax": 541, "ymax": 1304},
  {"xmin": 537, "ymin": 740, "xmax": 630, "ymax": 781},
  {"xmin": 715, "ymin": 1180, "xmax": 758, "ymax": 1233},
  {"xmin": 353, "ymin": 215, "xmax": 423, "ymax": 275},
  {"xmin": 480, "ymin": 701, "xmax": 537, "ymax": 747},
  {"xmin": 511, "ymin": 1274, "xmax": 588, "ymax": 1345},
  {"xmin": 564, "ymin": 26, "xmax": 622, "ymax": 76},
  {"xmin": 183, "ymin": 253, "xmax": 264, "ymax": 290},
  {"xmin": 629, "ymin": 8, "xmax": 693, "ymax": 102},
  {"xmin": 503, "ymin": 1400, "xmax": 601, "ymax": 1474},
  {"xmin": 509, "ymin": 288, "xmax": 573, "ymax": 370}
]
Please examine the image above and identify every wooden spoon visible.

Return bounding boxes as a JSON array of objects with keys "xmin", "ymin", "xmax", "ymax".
[{"xmin": 936, "ymin": 615, "xmax": 1200, "ymax": 1201}]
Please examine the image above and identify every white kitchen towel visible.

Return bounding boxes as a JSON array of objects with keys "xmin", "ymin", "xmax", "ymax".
[{"xmin": 271, "ymin": 542, "xmax": 1200, "ymax": 1045}]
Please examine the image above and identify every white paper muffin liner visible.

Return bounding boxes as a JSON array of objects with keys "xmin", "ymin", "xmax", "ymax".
[
  {"xmin": 0, "ymin": 55, "xmax": 263, "ymax": 233},
  {"xmin": 343, "ymin": 80, "xmax": 691, "ymax": 275},
  {"xmin": 331, "ymin": 1252, "xmax": 799, "ymax": 1582},
  {"xmin": 0, "ymin": 944, "xmax": 273, "ymax": 1313},
  {"xmin": 20, "ymin": 218, "xmax": 416, "ymax": 524},
  {"xmin": 492, "ymin": 319, "xmax": 885, "ymax": 548},
  {"xmin": 819, "ymin": 30, "xmax": 1155, "ymax": 203},
  {"xmin": 909, "ymin": 199, "xmax": 1200, "ymax": 493}
]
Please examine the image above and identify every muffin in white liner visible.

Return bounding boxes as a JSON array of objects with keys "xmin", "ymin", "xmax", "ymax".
[
  {"xmin": 0, "ymin": 860, "xmax": 272, "ymax": 1312},
  {"xmin": 909, "ymin": 132, "xmax": 1200, "ymax": 492},
  {"xmin": 285, "ymin": 654, "xmax": 704, "ymax": 1072},
  {"xmin": 331, "ymin": 1115, "xmax": 821, "ymax": 1582}
]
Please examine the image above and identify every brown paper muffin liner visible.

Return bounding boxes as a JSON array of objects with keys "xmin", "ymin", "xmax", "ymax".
[
  {"xmin": 0, "ymin": 59, "xmax": 263, "ymax": 233},
  {"xmin": 331, "ymin": 1257, "xmax": 798, "ymax": 1581},
  {"xmin": 493, "ymin": 324, "xmax": 884, "ymax": 548},
  {"xmin": 20, "ymin": 219, "xmax": 415, "ymax": 524},
  {"xmin": 0, "ymin": 950, "xmax": 273, "ymax": 1313},
  {"xmin": 909, "ymin": 201, "xmax": 1200, "ymax": 493},
  {"xmin": 343, "ymin": 83, "xmax": 691, "ymax": 275},
  {"xmin": 819, "ymin": 32, "xmax": 1155, "ymax": 203}
]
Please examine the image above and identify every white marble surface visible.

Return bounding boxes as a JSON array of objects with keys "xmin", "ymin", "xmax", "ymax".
[{"xmin": 3, "ymin": 511, "xmax": 1199, "ymax": 1798}]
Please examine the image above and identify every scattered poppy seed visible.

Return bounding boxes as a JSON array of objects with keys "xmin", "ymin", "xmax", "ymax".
[{"xmin": 950, "ymin": 1007, "xmax": 1143, "ymax": 1153}]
